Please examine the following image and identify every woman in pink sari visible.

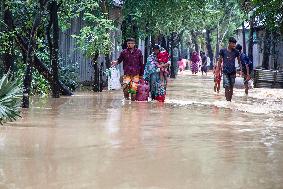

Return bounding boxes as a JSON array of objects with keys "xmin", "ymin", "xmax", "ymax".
[
  {"xmin": 178, "ymin": 58, "xmax": 187, "ymax": 73},
  {"xmin": 191, "ymin": 51, "xmax": 200, "ymax": 74}
]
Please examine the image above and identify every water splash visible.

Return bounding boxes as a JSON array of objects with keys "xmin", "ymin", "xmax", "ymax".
[{"xmin": 166, "ymin": 98, "xmax": 283, "ymax": 115}]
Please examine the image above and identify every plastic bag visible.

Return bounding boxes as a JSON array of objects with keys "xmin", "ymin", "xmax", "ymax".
[
  {"xmin": 136, "ymin": 79, "xmax": 150, "ymax": 101},
  {"xmin": 234, "ymin": 77, "xmax": 244, "ymax": 89},
  {"xmin": 234, "ymin": 77, "xmax": 254, "ymax": 89},
  {"xmin": 106, "ymin": 67, "xmax": 121, "ymax": 90}
]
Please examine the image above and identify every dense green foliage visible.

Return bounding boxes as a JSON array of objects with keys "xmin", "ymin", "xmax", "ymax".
[
  {"xmin": 59, "ymin": 61, "xmax": 80, "ymax": 91},
  {"xmin": 247, "ymin": 0, "xmax": 283, "ymax": 33},
  {"xmin": 122, "ymin": 0, "xmax": 206, "ymax": 37},
  {"xmin": 0, "ymin": 0, "xmax": 115, "ymax": 94},
  {"xmin": 121, "ymin": 0, "xmax": 245, "ymax": 57},
  {"xmin": 72, "ymin": 12, "xmax": 115, "ymax": 58},
  {"xmin": 0, "ymin": 0, "xmax": 116, "ymax": 116},
  {"xmin": 15, "ymin": 64, "xmax": 50, "ymax": 96}
]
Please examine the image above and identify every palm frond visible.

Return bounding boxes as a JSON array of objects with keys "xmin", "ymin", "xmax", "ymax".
[{"xmin": 0, "ymin": 73, "xmax": 22, "ymax": 125}]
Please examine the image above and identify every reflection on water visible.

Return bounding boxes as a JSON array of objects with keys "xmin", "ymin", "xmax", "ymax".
[{"xmin": 0, "ymin": 71, "xmax": 283, "ymax": 189}]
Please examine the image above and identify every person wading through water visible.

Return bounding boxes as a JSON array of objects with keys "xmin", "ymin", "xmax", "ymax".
[
  {"xmin": 236, "ymin": 44, "xmax": 252, "ymax": 95},
  {"xmin": 143, "ymin": 45, "xmax": 170, "ymax": 102},
  {"xmin": 200, "ymin": 51, "xmax": 208, "ymax": 76},
  {"xmin": 111, "ymin": 38, "xmax": 144, "ymax": 101},
  {"xmin": 218, "ymin": 37, "xmax": 241, "ymax": 101}
]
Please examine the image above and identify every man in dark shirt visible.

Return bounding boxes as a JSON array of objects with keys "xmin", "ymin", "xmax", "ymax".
[
  {"xmin": 218, "ymin": 37, "xmax": 240, "ymax": 101},
  {"xmin": 236, "ymin": 44, "xmax": 252, "ymax": 95},
  {"xmin": 112, "ymin": 38, "xmax": 144, "ymax": 101}
]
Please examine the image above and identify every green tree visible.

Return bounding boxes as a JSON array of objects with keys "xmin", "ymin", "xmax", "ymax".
[
  {"xmin": 0, "ymin": 0, "xmax": 115, "ymax": 107},
  {"xmin": 122, "ymin": 0, "xmax": 244, "ymax": 70},
  {"xmin": 246, "ymin": 0, "xmax": 283, "ymax": 34}
]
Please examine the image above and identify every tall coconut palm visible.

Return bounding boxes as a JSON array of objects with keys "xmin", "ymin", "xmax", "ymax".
[{"xmin": 0, "ymin": 72, "xmax": 22, "ymax": 125}]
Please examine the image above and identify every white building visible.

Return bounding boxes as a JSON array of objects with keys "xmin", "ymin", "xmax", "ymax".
[{"xmin": 236, "ymin": 24, "xmax": 283, "ymax": 70}]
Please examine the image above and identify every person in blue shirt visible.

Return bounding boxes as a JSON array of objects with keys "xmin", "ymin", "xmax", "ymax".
[
  {"xmin": 236, "ymin": 44, "xmax": 252, "ymax": 95},
  {"xmin": 218, "ymin": 37, "xmax": 240, "ymax": 101}
]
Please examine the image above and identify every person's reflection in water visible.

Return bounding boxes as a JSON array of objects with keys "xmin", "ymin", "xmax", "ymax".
[
  {"xmin": 152, "ymin": 103, "xmax": 170, "ymax": 157},
  {"xmin": 215, "ymin": 108, "xmax": 237, "ymax": 163}
]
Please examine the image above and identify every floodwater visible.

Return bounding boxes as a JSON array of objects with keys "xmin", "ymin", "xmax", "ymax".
[{"xmin": 1, "ymin": 71, "xmax": 283, "ymax": 189}]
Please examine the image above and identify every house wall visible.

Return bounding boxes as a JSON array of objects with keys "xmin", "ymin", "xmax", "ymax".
[
  {"xmin": 275, "ymin": 40, "xmax": 283, "ymax": 70},
  {"xmin": 58, "ymin": 4, "xmax": 152, "ymax": 83},
  {"xmin": 59, "ymin": 6, "xmax": 124, "ymax": 82},
  {"xmin": 237, "ymin": 29, "xmax": 283, "ymax": 70},
  {"xmin": 59, "ymin": 14, "xmax": 94, "ymax": 82},
  {"xmin": 236, "ymin": 29, "xmax": 260, "ymax": 68}
]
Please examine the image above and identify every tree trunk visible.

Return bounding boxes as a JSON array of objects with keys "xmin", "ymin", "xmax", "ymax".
[
  {"xmin": 181, "ymin": 39, "xmax": 184, "ymax": 59},
  {"xmin": 16, "ymin": 34, "xmax": 71, "ymax": 96},
  {"xmin": 191, "ymin": 31, "xmax": 199, "ymax": 52},
  {"xmin": 170, "ymin": 33, "xmax": 176, "ymax": 78},
  {"xmin": 99, "ymin": 63, "xmax": 104, "ymax": 92},
  {"xmin": 121, "ymin": 20, "xmax": 127, "ymax": 49},
  {"xmin": 22, "ymin": 64, "xmax": 32, "ymax": 105},
  {"xmin": 4, "ymin": 2, "xmax": 72, "ymax": 96},
  {"xmin": 18, "ymin": 35, "xmax": 72, "ymax": 95},
  {"xmin": 93, "ymin": 63, "xmax": 99, "ymax": 92},
  {"xmin": 161, "ymin": 35, "xmax": 167, "ymax": 51},
  {"xmin": 179, "ymin": 32, "xmax": 184, "ymax": 59},
  {"xmin": 151, "ymin": 34, "xmax": 155, "ymax": 48},
  {"xmin": 50, "ymin": 1, "xmax": 60, "ymax": 98},
  {"xmin": 22, "ymin": 57, "xmax": 32, "ymax": 108},
  {"xmin": 3, "ymin": 1, "xmax": 14, "ymax": 73},
  {"xmin": 2, "ymin": 45, "xmax": 14, "ymax": 73},
  {"xmin": 205, "ymin": 29, "xmax": 214, "ymax": 69},
  {"xmin": 262, "ymin": 29, "xmax": 271, "ymax": 69},
  {"xmin": 248, "ymin": 17, "xmax": 255, "ymax": 62},
  {"xmin": 105, "ymin": 54, "xmax": 111, "ymax": 69},
  {"xmin": 23, "ymin": 2, "xmax": 44, "ymax": 108},
  {"xmin": 166, "ymin": 36, "xmax": 170, "ymax": 52},
  {"xmin": 242, "ymin": 22, "xmax": 246, "ymax": 54},
  {"xmin": 272, "ymin": 32, "xmax": 280, "ymax": 70},
  {"xmin": 215, "ymin": 24, "xmax": 220, "ymax": 60},
  {"xmin": 92, "ymin": 52, "xmax": 100, "ymax": 92},
  {"xmin": 99, "ymin": 57, "xmax": 107, "ymax": 90},
  {"xmin": 23, "ymin": 0, "xmax": 54, "ymax": 107},
  {"xmin": 144, "ymin": 36, "xmax": 150, "ymax": 64}
]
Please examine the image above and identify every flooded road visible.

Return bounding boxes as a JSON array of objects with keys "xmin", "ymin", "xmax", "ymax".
[{"xmin": 1, "ymin": 71, "xmax": 283, "ymax": 189}]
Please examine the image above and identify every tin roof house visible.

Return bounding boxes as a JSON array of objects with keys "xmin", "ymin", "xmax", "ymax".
[
  {"xmin": 236, "ymin": 21, "xmax": 283, "ymax": 71},
  {"xmin": 236, "ymin": 21, "xmax": 283, "ymax": 88},
  {"xmin": 59, "ymin": 1, "xmax": 124, "ymax": 83}
]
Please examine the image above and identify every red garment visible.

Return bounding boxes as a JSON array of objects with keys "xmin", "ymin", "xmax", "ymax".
[
  {"xmin": 215, "ymin": 75, "xmax": 221, "ymax": 85},
  {"xmin": 155, "ymin": 95, "xmax": 166, "ymax": 102},
  {"xmin": 117, "ymin": 48, "xmax": 144, "ymax": 76},
  {"xmin": 191, "ymin": 52, "xmax": 200, "ymax": 63},
  {"xmin": 157, "ymin": 50, "xmax": 170, "ymax": 63}
]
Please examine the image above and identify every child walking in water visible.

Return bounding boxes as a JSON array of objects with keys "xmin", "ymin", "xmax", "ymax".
[{"xmin": 213, "ymin": 58, "xmax": 222, "ymax": 93}]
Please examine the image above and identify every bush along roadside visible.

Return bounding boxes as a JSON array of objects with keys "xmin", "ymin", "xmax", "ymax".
[
  {"xmin": 14, "ymin": 60, "xmax": 80, "ymax": 96},
  {"xmin": 59, "ymin": 61, "xmax": 81, "ymax": 92}
]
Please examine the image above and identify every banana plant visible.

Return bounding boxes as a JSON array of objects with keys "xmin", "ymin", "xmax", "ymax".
[{"xmin": 0, "ymin": 72, "xmax": 22, "ymax": 125}]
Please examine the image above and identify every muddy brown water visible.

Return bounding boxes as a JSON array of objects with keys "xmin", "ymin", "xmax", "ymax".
[{"xmin": 1, "ymin": 72, "xmax": 283, "ymax": 189}]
